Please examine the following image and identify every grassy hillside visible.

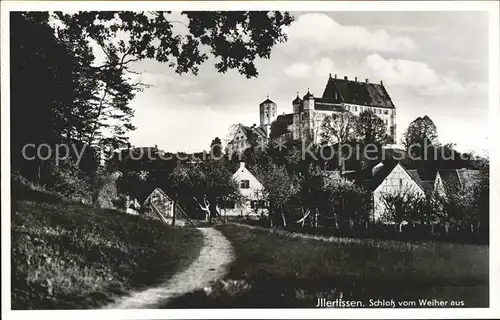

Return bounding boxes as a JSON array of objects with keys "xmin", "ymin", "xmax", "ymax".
[
  {"xmin": 11, "ymin": 191, "xmax": 203, "ymax": 309},
  {"xmin": 167, "ymin": 224, "xmax": 488, "ymax": 308}
]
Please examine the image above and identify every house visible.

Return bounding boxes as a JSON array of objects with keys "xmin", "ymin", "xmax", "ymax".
[
  {"xmin": 222, "ymin": 162, "xmax": 268, "ymax": 218},
  {"xmin": 364, "ymin": 161, "xmax": 426, "ymax": 223},
  {"xmin": 227, "ymin": 123, "xmax": 268, "ymax": 155},
  {"xmin": 434, "ymin": 168, "xmax": 480, "ymax": 197},
  {"xmin": 143, "ymin": 187, "xmax": 188, "ymax": 223}
]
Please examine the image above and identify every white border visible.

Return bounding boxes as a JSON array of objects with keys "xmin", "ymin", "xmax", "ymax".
[{"xmin": 1, "ymin": 1, "xmax": 499, "ymax": 319}]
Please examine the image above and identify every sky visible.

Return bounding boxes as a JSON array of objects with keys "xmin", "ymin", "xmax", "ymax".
[{"xmin": 125, "ymin": 11, "xmax": 489, "ymax": 155}]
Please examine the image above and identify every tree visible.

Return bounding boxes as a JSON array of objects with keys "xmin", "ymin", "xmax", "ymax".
[
  {"xmin": 210, "ymin": 137, "xmax": 223, "ymax": 159},
  {"xmin": 11, "ymin": 11, "xmax": 294, "ymax": 186},
  {"xmin": 402, "ymin": 115, "xmax": 438, "ymax": 150},
  {"xmin": 380, "ymin": 185, "xmax": 427, "ymax": 232},
  {"xmin": 320, "ymin": 112, "xmax": 356, "ymax": 146},
  {"xmin": 170, "ymin": 160, "xmax": 240, "ymax": 223},
  {"xmin": 472, "ymin": 157, "xmax": 489, "ymax": 239},
  {"xmin": 320, "ymin": 112, "xmax": 357, "ymax": 171},
  {"xmin": 254, "ymin": 164, "xmax": 296, "ymax": 228},
  {"xmin": 322, "ymin": 174, "xmax": 371, "ymax": 230},
  {"xmin": 293, "ymin": 165, "xmax": 325, "ymax": 228},
  {"xmin": 354, "ymin": 110, "xmax": 388, "ymax": 146}
]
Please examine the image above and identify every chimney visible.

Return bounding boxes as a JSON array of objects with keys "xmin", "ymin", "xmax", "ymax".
[
  {"xmin": 239, "ymin": 162, "xmax": 245, "ymax": 169},
  {"xmin": 329, "ymin": 73, "xmax": 332, "ymax": 78},
  {"xmin": 344, "ymin": 76, "xmax": 348, "ymax": 80},
  {"xmin": 365, "ymin": 78, "xmax": 369, "ymax": 83},
  {"xmin": 380, "ymin": 80, "xmax": 384, "ymax": 86},
  {"xmin": 355, "ymin": 77, "xmax": 358, "ymax": 82},
  {"xmin": 334, "ymin": 74, "xmax": 337, "ymax": 79}
]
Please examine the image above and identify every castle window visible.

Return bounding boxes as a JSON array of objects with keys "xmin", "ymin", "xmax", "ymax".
[{"xmin": 240, "ymin": 180, "xmax": 250, "ymax": 189}]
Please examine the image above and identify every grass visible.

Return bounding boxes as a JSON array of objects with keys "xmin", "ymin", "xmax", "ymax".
[
  {"xmin": 11, "ymin": 192, "xmax": 204, "ymax": 310},
  {"xmin": 167, "ymin": 223, "xmax": 488, "ymax": 308}
]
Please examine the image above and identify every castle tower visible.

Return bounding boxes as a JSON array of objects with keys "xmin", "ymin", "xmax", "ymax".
[
  {"xmin": 292, "ymin": 92, "xmax": 302, "ymax": 114},
  {"xmin": 259, "ymin": 95, "xmax": 277, "ymax": 138}
]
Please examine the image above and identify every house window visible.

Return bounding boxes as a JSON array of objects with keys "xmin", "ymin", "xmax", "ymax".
[
  {"xmin": 250, "ymin": 200, "xmax": 257, "ymax": 209},
  {"xmin": 240, "ymin": 180, "xmax": 250, "ymax": 189},
  {"xmin": 399, "ymin": 179, "xmax": 403, "ymax": 187},
  {"xmin": 354, "ymin": 106, "xmax": 358, "ymax": 112},
  {"xmin": 385, "ymin": 119, "xmax": 388, "ymax": 125},
  {"xmin": 384, "ymin": 110, "xmax": 389, "ymax": 115}
]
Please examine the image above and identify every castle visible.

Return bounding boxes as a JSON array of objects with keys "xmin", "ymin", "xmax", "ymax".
[{"xmin": 227, "ymin": 74, "xmax": 397, "ymax": 154}]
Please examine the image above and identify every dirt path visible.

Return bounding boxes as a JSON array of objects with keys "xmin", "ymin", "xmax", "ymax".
[{"xmin": 105, "ymin": 227, "xmax": 233, "ymax": 309}]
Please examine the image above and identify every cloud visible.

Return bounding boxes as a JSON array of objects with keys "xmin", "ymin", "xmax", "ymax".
[
  {"xmin": 283, "ymin": 62, "xmax": 311, "ymax": 78},
  {"xmin": 284, "ymin": 53, "xmax": 486, "ymax": 97},
  {"xmin": 285, "ymin": 13, "xmax": 416, "ymax": 53},
  {"xmin": 361, "ymin": 53, "xmax": 487, "ymax": 96},
  {"xmin": 284, "ymin": 58, "xmax": 336, "ymax": 79}
]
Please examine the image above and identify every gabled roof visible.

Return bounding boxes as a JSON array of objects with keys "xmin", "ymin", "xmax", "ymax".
[
  {"xmin": 363, "ymin": 160, "xmax": 399, "ymax": 191},
  {"xmin": 362, "ymin": 160, "xmax": 425, "ymax": 192},
  {"xmin": 321, "ymin": 77, "xmax": 395, "ymax": 109},
  {"xmin": 457, "ymin": 169, "xmax": 480, "ymax": 188},
  {"xmin": 233, "ymin": 162, "xmax": 264, "ymax": 188},
  {"xmin": 438, "ymin": 169, "xmax": 480, "ymax": 189},
  {"xmin": 437, "ymin": 169, "xmax": 461, "ymax": 189},
  {"xmin": 233, "ymin": 124, "xmax": 267, "ymax": 142},
  {"xmin": 143, "ymin": 187, "xmax": 172, "ymax": 205}
]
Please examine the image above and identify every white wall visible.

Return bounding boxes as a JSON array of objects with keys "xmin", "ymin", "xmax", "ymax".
[
  {"xmin": 373, "ymin": 164, "xmax": 425, "ymax": 223},
  {"xmin": 225, "ymin": 163, "xmax": 268, "ymax": 218}
]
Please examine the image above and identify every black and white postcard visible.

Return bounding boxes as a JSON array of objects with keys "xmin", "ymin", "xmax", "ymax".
[{"xmin": 1, "ymin": 1, "xmax": 499, "ymax": 319}]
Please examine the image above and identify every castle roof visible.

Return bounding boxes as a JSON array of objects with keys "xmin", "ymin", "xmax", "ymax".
[
  {"xmin": 259, "ymin": 98, "xmax": 275, "ymax": 106},
  {"xmin": 322, "ymin": 76, "xmax": 395, "ymax": 109},
  {"xmin": 292, "ymin": 93, "xmax": 302, "ymax": 105},
  {"xmin": 303, "ymin": 90, "xmax": 313, "ymax": 100}
]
